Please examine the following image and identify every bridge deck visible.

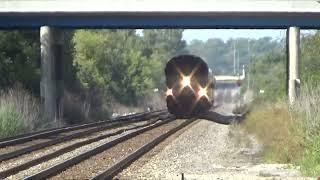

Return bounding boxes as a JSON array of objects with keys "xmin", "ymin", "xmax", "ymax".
[{"xmin": 0, "ymin": 0, "xmax": 320, "ymax": 28}]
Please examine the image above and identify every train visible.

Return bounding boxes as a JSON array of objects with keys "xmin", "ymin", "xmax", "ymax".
[{"xmin": 165, "ymin": 55, "xmax": 215, "ymax": 117}]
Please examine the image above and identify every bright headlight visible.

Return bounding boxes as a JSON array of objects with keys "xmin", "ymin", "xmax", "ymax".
[
  {"xmin": 198, "ymin": 87, "xmax": 208, "ymax": 98},
  {"xmin": 181, "ymin": 76, "xmax": 191, "ymax": 88},
  {"xmin": 166, "ymin": 88, "xmax": 173, "ymax": 97}
]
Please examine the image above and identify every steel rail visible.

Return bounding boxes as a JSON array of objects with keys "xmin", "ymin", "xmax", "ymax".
[
  {"xmin": 0, "ymin": 111, "xmax": 167, "ymax": 162},
  {"xmin": 0, "ymin": 109, "xmax": 165, "ymax": 148},
  {"xmin": 91, "ymin": 119, "xmax": 193, "ymax": 180},
  {"xmin": 24, "ymin": 116, "xmax": 175, "ymax": 180},
  {"xmin": 0, "ymin": 118, "xmax": 163, "ymax": 179}
]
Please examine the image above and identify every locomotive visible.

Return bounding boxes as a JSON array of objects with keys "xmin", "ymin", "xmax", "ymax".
[{"xmin": 165, "ymin": 55, "xmax": 215, "ymax": 117}]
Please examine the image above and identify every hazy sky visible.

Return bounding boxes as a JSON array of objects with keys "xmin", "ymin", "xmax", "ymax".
[{"xmin": 183, "ymin": 29, "xmax": 286, "ymax": 43}]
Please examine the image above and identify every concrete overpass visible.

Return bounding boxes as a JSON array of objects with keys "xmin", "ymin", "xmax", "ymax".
[
  {"xmin": 1, "ymin": 0, "xmax": 320, "ymax": 28},
  {"xmin": 0, "ymin": 0, "xmax": 318, "ymax": 121}
]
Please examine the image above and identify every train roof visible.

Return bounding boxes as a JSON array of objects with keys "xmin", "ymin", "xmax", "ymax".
[
  {"xmin": 166, "ymin": 55, "xmax": 207, "ymax": 66},
  {"xmin": 165, "ymin": 55, "xmax": 208, "ymax": 75}
]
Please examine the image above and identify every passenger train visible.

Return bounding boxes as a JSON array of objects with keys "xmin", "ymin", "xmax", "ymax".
[{"xmin": 165, "ymin": 55, "xmax": 215, "ymax": 117}]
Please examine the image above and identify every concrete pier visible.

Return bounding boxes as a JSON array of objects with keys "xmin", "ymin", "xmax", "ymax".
[
  {"xmin": 287, "ymin": 27, "xmax": 300, "ymax": 104},
  {"xmin": 40, "ymin": 26, "xmax": 64, "ymax": 124}
]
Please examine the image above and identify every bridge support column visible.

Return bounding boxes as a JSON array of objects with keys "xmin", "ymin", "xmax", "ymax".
[
  {"xmin": 40, "ymin": 26, "xmax": 64, "ymax": 125},
  {"xmin": 286, "ymin": 27, "xmax": 300, "ymax": 104}
]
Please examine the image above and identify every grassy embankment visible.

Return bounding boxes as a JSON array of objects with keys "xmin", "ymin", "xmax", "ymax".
[{"xmin": 242, "ymin": 86, "xmax": 320, "ymax": 176}]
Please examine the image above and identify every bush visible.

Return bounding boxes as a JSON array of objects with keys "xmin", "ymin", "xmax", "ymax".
[{"xmin": 0, "ymin": 85, "xmax": 42, "ymax": 138}]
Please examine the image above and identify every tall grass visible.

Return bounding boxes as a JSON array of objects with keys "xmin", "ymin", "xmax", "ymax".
[
  {"xmin": 242, "ymin": 85, "xmax": 320, "ymax": 176},
  {"xmin": 243, "ymin": 100, "xmax": 305, "ymax": 163},
  {"xmin": 293, "ymin": 85, "xmax": 320, "ymax": 176},
  {"xmin": 0, "ymin": 85, "xmax": 41, "ymax": 138},
  {"xmin": 293, "ymin": 85, "xmax": 320, "ymax": 138}
]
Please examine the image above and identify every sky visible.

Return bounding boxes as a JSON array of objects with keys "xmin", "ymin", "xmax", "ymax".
[{"xmin": 182, "ymin": 29, "xmax": 286, "ymax": 43}]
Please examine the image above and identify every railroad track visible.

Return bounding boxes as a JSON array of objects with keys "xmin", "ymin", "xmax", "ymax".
[
  {"xmin": 0, "ymin": 110, "xmax": 193, "ymax": 179},
  {"xmin": 0, "ymin": 110, "xmax": 165, "ymax": 147},
  {"xmin": 0, "ymin": 111, "xmax": 168, "ymax": 179},
  {"xmin": 0, "ymin": 110, "xmax": 166, "ymax": 163}
]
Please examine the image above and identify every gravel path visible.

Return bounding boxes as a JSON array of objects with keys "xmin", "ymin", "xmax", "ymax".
[{"xmin": 118, "ymin": 120, "xmax": 307, "ymax": 179}]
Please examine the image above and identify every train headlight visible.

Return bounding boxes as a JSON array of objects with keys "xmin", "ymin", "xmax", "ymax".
[
  {"xmin": 166, "ymin": 88, "xmax": 173, "ymax": 97},
  {"xmin": 198, "ymin": 87, "xmax": 208, "ymax": 98},
  {"xmin": 181, "ymin": 76, "xmax": 191, "ymax": 88}
]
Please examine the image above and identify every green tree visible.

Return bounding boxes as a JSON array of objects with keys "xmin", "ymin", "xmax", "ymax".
[
  {"xmin": 301, "ymin": 31, "xmax": 320, "ymax": 86},
  {"xmin": 249, "ymin": 53, "xmax": 286, "ymax": 99},
  {"xmin": 73, "ymin": 30, "xmax": 158, "ymax": 105},
  {"xmin": 141, "ymin": 29, "xmax": 187, "ymax": 88},
  {"xmin": 187, "ymin": 37, "xmax": 283, "ymax": 75}
]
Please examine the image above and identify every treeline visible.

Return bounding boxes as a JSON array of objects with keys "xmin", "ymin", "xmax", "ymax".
[
  {"xmin": 187, "ymin": 37, "xmax": 283, "ymax": 75},
  {"xmin": 247, "ymin": 31, "xmax": 320, "ymax": 100}
]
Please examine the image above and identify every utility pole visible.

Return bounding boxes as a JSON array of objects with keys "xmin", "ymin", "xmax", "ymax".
[
  {"xmin": 237, "ymin": 51, "xmax": 240, "ymax": 76},
  {"xmin": 233, "ymin": 41, "xmax": 236, "ymax": 75},
  {"xmin": 247, "ymin": 39, "xmax": 250, "ymax": 90}
]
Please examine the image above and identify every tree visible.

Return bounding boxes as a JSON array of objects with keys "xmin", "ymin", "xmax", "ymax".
[
  {"xmin": 187, "ymin": 37, "xmax": 283, "ymax": 75},
  {"xmin": 301, "ymin": 31, "xmax": 320, "ymax": 86},
  {"xmin": 73, "ymin": 30, "xmax": 159, "ymax": 105},
  {"xmin": 249, "ymin": 53, "xmax": 286, "ymax": 99},
  {"xmin": 141, "ymin": 29, "xmax": 187, "ymax": 88}
]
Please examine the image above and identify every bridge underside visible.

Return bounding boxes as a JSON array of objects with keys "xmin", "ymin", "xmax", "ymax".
[
  {"xmin": 1, "ymin": 14, "xmax": 320, "ymax": 28},
  {"xmin": 1, "ymin": 0, "xmax": 320, "ymax": 28}
]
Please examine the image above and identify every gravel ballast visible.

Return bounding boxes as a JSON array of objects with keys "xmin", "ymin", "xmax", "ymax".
[
  {"xmin": 118, "ymin": 120, "xmax": 306, "ymax": 179},
  {"xmin": 49, "ymin": 119, "xmax": 186, "ymax": 179},
  {"xmin": 3, "ymin": 119, "xmax": 159, "ymax": 179}
]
